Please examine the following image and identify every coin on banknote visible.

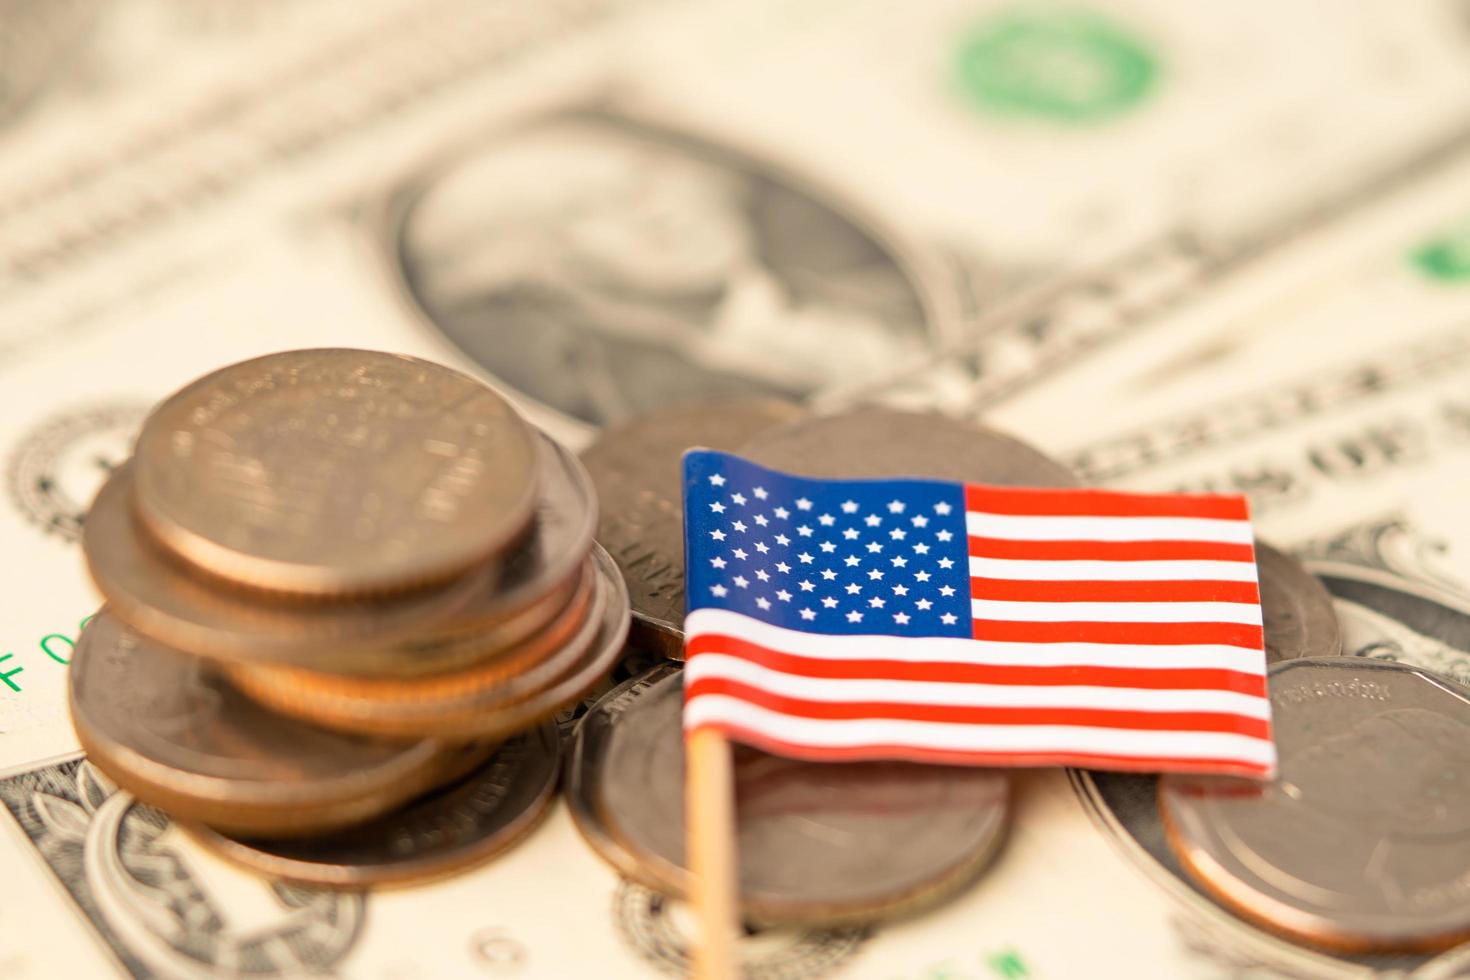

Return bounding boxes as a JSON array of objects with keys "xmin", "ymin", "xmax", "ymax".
[
  {"xmin": 581, "ymin": 398, "xmax": 805, "ymax": 658},
  {"xmin": 132, "ymin": 349, "xmax": 538, "ymax": 598},
  {"xmin": 1255, "ymin": 542, "xmax": 1341, "ymax": 664},
  {"xmin": 69, "ymin": 609, "xmax": 480, "ymax": 837},
  {"xmin": 567, "ymin": 664, "xmax": 1010, "ymax": 926},
  {"xmin": 740, "ymin": 406, "xmax": 1077, "ymax": 486},
  {"xmin": 1160, "ymin": 657, "xmax": 1470, "ymax": 953},
  {"xmin": 85, "ymin": 434, "xmax": 596, "ymax": 675},
  {"xmin": 226, "ymin": 550, "xmax": 620, "ymax": 739},
  {"xmin": 187, "ymin": 722, "xmax": 561, "ymax": 888},
  {"xmin": 227, "ymin": 549, "xmax": 626, "ymax": 740}
]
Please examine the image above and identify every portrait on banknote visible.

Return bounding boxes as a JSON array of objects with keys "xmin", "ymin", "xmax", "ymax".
[{"xmin": 392, "ymin": 112, "xmax": 937, "ymax": 426}]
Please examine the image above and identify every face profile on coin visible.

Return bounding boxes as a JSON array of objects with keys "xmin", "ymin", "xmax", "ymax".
[
  {"xmin": 187, "ymin": 723, "xmax": 562, "ymax": 889},
  {"xmin": 132, "ymin": 349, "xmax": 538, "ymax": 597},
  {"xmin": 85, "ymin": 434, "xmax": 597, "ymax": 675},
  {"xmin": 581, "ymin": 399, "xmax": 805, "ymax": 657},
  {"xmin": 568, "ymin": 665, "xmax": 1010, "ymax": 925},
  {"xmin": 1160, "ymin": 658, "xmax": 1470, "ymax": 953},
  {"xmin": 1255, "ymin": 542, "xmax": 1341, "ymax": 664},
  {"xmin": 68, "ymin": 610, "xmax": 473, "ymax": 838},
  {"xmin": 739, "ymin": 406, "xmax": 1077, "ymax": 487}
]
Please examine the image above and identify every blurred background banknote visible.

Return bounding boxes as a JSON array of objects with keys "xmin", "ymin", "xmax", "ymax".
[{"xmin": 4, "ymin": 0, "xmax": 1470, "ymax": 977}]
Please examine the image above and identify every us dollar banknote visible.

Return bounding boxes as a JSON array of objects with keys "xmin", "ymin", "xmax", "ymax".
[{"xmin": 5, "ymin": 1, "xmax": 1470, "ymax": 978}]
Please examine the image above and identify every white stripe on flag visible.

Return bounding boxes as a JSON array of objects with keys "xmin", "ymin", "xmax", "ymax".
[
  {"xmin": 969, "ymin": 598, "xmax": 1264, "ymax": 625},
  {"xmin": 965, "ymin": 512, "xmax": 1255, "ymax": 544},
  {"xmin": 968, "ymin": 556, "xmax": 1259, "ymax": 582},
  {"xmin": 684, "ymin": 609, "xmax": 1266, "ymax": 669},
  {"xmin": 684, "ymin": 654, "xmax": 1271, "ymax": 717},
  {"xmin": 684, "ymin": 695, "xmax": 1277, "ymax": 767}
]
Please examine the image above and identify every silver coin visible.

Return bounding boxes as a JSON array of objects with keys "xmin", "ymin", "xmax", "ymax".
[
  {"xmin": 68, "ymin": 609, "xmax": 472, "ymax": 838},
  {"xmin": 132, "ymin": 349, "xmax": 538, "ymax": 597},
  {"xmin": 740, "ymin": 407, "xmax": 1077, "ymax": 486},
  {"xmin": 567, "ymin": 665, "xmax": 1010, "ymax": 926},
  {"xmin": 85, "ymin": 433, "xmax": 596, "ymax": 675},
  {"xmin": 1160, "ymin": 658, "xmax": 1470, "ymax": 952},
  {"xmin": 1256, "ymin": 542, "xmax": 1341, "ymax": 664},
  {"xmin": 188, "ymin": 723, "xmax": 561, "ymax": 888},
  {"xmin": 581, "ymin": 399, "xmax": 805, "ymax": 658}
]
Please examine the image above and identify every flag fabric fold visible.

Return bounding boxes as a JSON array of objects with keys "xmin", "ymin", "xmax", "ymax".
[{"xmin": 681, "ymin": 449, "xmax": 1276, "ymax": 778}]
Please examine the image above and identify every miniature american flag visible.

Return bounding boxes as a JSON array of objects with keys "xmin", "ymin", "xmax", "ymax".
[{"xmin": 681, "ymin": 450, "xmax": 1276, "ymax": 778}]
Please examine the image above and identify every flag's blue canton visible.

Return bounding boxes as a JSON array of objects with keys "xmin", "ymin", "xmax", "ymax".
[{"xmin": 683, "ymin": 450, "xmax": 972, "ymax": 638}]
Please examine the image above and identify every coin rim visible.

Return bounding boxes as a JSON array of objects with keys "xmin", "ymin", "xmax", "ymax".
[
  {"xmin": 227, "ymin": 545, "xmax": 629, "ymax": 740},
  {"xmin": 581, "ymin": 397, "xmax": 807, "ymax": 660},
  {"xmin": 225, "ymin": 557, "xmax": 606, "ymax": 737},
  {"xmin": 182, "ymin": 722, "xmax": 562, "ymax": 888},
  {"xmin": 229, "ymin": 559, "xmax": 596, "ymax": 702},
  {"xmin": 131, "ymin": 348, "xmax": 540, "ymax": 598},
  {"xmin": 1158, "ymin": 656, "xmax": 1470, "ymax": 953},
  {"xmin": 568, "ymin": 664, "xmax": 1012, "ymax": 926},
  {"xmin": 1255, "ymin": 541, "xmax": 1343, "ymax": 663},
  {"xmin": 68, "ymin": 614, "xmax": 482, "ymax": 837}
]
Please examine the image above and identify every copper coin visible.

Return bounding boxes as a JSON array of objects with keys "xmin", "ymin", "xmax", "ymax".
[
  {"xmin": 429, "ymin": 542, "xmax": 630, "ymax": 741},
  {"xmin": 1255, "ymin": 542, "xmax": 1342, "ymax": 664},
  {"xmin": 68, "ymin": 609, "xmax": 478, "ymax": 838},
  {"xmin": 567, "ymin": 665, "xmax": 1010, "ymax": 925},
  {"xmin": 226, "ymin": 554, "xmax": 609, "ymax": 739},
  {"xmin": 1160, "ymin": 658, "xmax": 1470, "ymax": 953},
  {"xmin": 187, "ymin": 723, "xmax": 561, "ymax": 888},
  {"xmin": 231, "ymin": 558, "xmax": 594, "ymax": 704},
  {"xmin": 84, "ymin": 433, "xmax": 597, "ymax": 675},
  {"xmin": 133, "ymin": 349, "xmax": 538, "ymax": 598},
  {"xmin": 581, "ymin": 398, "xmax": 805, "ymax": 658},
  {"xmin": 740, "ymin": 406, "xmax": 1078, "ymax": 486}
]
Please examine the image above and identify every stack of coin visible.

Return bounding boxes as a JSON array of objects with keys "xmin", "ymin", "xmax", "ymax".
[{"xmin": 72, "ymin": 349, "xmax": 629, "ymax": 888}]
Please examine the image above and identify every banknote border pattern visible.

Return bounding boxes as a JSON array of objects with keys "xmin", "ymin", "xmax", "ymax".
[{"xmin": 0, "ymin": 753, "xmax": 364, "ymax": 979}]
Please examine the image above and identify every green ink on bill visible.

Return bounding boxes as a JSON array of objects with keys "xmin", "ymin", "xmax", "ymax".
[
  {"xmin": 0, "ymin": 654, "xmax": 22, "ymax": 693},
  {"xmin": 954, "ymin": 7, "xmax": 1158, "ymax": 123},
  {"xmin": 40, "ymin": 634, "xmax": 73, "ymax": 666},
  {"xmin": 986, "ymin": 949, "xmax": 1030, "ymax": 978},
  {"xmin": 1411, "ymin": 221, "xmax": 1470, "ymax": 282}
]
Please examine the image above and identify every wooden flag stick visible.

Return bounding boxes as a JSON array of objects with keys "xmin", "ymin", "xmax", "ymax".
[{"xmin": 687, "ymin": 727, "xmax": 739, "ymax": 980}]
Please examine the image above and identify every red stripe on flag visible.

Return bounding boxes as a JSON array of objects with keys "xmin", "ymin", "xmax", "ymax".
[
  {"xmin": 682, "ymin": 720, "xmax": 1274, "ymax": 777},
  {"xmin": 968, "ymin": 578, "xmax": 1262, "ymax": 604},
  {"xmin": 971, "ymin": 620, "xmax": 1265, "ymax": 648},
  {"xmin": 684, "ymin": 633, "xmax": 1267, "ymax": 695},
  {"xmin": 967, "ymin": 536, "xmax": 1257, "ymax": 562},
  {"xmin": 964, "ymin": 485, "xmax": 1249, "ymax": 520},
  {"xmin": 684, "ymin": 677, "xmax": 1272, "ymax": 738}
]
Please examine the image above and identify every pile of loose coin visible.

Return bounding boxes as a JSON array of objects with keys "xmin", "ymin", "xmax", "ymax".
[
  {"xmin": 72, "ymin": 349, "xmax": 628, "ymax": 887},
  {"xmin": 575, "ymin": 403, "xmax": 1470, "ymax": 949}
]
